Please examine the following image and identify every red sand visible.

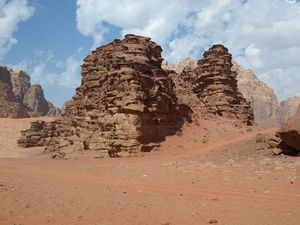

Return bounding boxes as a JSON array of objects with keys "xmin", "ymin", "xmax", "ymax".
[{"xmin": 0, "ymin": 118, "xmax": 299, "ymax": 225}]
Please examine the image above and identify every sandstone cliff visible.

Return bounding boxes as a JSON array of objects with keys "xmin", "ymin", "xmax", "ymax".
[
  {"xmin": 18, "ymin": 34, "xmax": 186, "ymax": 158},
  {"xmin": 0, "ymin": 65, "xmax": 60, "ymax": 118},
  {"xmin": 0, "ymin": 66, "xmax": 28, "ymax": 118},
  {"xmin": 163, "ymin": 58, "xmax": 299, "ymax": 128},
  {"xmin": 179, "ymin": 45, "xmax": 254, "ymax": 124},
  {"xmin": 232, "ymin": 62, "xmax": 281, "ymax": 127},
  {"xmin": 280, "ymin": 97, "xmax": 300, "ymax": 123}
]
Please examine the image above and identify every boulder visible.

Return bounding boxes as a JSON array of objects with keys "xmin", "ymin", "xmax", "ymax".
[{"xmin": 278, "ymin": 106, "xmax": 300, "ymax": 151}]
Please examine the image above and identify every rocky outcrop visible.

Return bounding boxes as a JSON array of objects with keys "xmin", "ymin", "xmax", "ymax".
[
  {"xmin": 163, "ymin": 47, "xmax": 254, "ymax": 124},
  {"xmin": 0, "ymin": 65, "xmax": 60, "ymax": 118},
  {"xmin": 280, "ymin": 97, "xmax": 300, "ymax": 123},
  {"xmin": 10, "ymin": 69, "xmax": 31, "ymax": 102},
  {"xmin": 278, "ymin": 106, "xmax": 300, "ymax": 151},
  {"xmin": 164, "ymin": 58, "xmax": 298, "ymax": 128},
  {"xmin": 186, "ymin": 45, "xmax": 253, "ymax": 124},
  {"xmin": 18, "ymin": 34, "xmax": 186, "ymax": 158},
  {"xmin": 23, "ymin": 85, "xmax": 50, "ymax": 116},
  {"xmin": 232, "ymin": 62, "xmax": 281, "ymax": 127},
  {"xmin": 46, "ymin": 102, "xmax": 61, "ymax": 116},
  {"xmin": 0, "ymin": 66, "xmax": 28, "ymax": 118}
]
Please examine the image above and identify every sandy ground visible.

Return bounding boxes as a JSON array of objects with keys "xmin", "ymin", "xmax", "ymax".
[{"xmin": 0, "ymin": 118, "xmax": 299, "ymax": 225}]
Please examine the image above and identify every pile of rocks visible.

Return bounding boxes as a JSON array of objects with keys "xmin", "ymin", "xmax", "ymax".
[
  {"xmin": 0, "ymin": 66, "xmax": 60, "ymax": 118},
  {"xmin": 18, "ymin": 34, "xmax": 187, "ymax": 158}
]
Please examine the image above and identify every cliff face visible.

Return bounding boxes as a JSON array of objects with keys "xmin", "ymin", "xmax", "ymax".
[
  {"xmin": 23, "ymin": 85, "xmax": 51, "ymax": 117},
  {"xmin": 280, "ymin": 97, "xmax": 300, "ymax": 123},
  {"xmin": 164, "ymin": 58, "xmax": 299, "ymax": 128},
  {"xmin": 0, "ymin": 66, "xmax": 28, "ymax": 118},
  {"xmin": 18, "ymin": 34, "xmax": 186, "ymax": 158},
  {"xmin": 0, "ymin": 65, "xmax": 60, "ymax": 118},
  {"xmin": 232, "ymin": 62, "xmax": 281, "ymax": 127}
]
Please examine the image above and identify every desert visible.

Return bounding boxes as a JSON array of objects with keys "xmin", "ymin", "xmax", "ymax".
[{"xmin": 1, "ymin": 1, "xmax": 300, "ymax": 225}]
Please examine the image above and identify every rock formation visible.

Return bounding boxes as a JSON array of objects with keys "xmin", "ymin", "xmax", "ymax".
[
  {"xmin": 280, "ymin": 96, "xmax": 300, "ymax": 123},
  {"xmin": 186, "ymin": 45, "xmax": 253, "ymax": 124},
  {"xmin": 10, "ymin": 69, "xmax": 31, "ymax": 102},
  {"xmin": 18, "ymin": 34, "xmax": 186, "ymax": 158},
  {"xmin": 164, "ymin": 58, "xmax": 299, "ymax": 128},
  {"xmin": 232, "ymin": 62, "xmax": 281, "ymax": 127},
  {"xmin": 0, "ymin": 66, "xmax": 28, "ymax": 118},
  {"xmin": 23, "ymin": 85, "xmax": 51, "ymax": 116},
  {"xmin": 0, "ymin": 65, "xmax": 60, "ymax": 118},
  {"xmin": 278, "ymin": 105, "xmax": 300, "ymax": 151}
]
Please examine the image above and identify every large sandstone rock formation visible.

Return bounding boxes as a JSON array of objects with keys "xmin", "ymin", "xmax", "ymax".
[
  {"xmin": 280, "ymin": 97, "xmax": 300, "ymax": 123},
  {"xmin": 10, "ymin": 69, "xmax": 31, "ymax": 102},
  {"xmin": 232, "ymin": 62, "xmax": 281, "ymax": 127},
  {"xmin": 18, "ymin": 34, "xmax": 186, "ymax": 158},
  {"xmin": 278, "ymin": 106, "xmax": 300, "ymax": 151},
  {"xmin": 23, "ymin": 85, "xmax": 51, "ymax": 116},
  {"xmin": 0, "ymin": 65, "xmax": 60, "ymax": 118},
  {"xmin": 163, "ymin": 47, "xmax": 254, "ymax": 124},
  {"xmin": 163, "ymin": 58, "xmax": 299, "ymax": 128},
  {"xmin": 0, "ymin": 66, "xmax": 28, "ymax": 118},
  {"xmin": 185, "ymin": 45, "xmax": 253, "ymax": 124}
]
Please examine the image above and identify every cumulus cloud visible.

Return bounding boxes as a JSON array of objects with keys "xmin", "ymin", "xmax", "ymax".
[
  {"xmin": 13, "ymin": 50, "xmax": 82, "ymax": 89},
  {"xmin": 76, "ymin": 0, "xmax": 300, "ymax": 101},
  {"xmin": 0, "ymin": 0, "xmax": 34, "ymax": 59}
]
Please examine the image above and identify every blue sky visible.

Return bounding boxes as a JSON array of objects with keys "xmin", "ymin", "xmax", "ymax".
[{"xmin": 0, "ymin": 0, "xmax": 300, "ymax": 107}]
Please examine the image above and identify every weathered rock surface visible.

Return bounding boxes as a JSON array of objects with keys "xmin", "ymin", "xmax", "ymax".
[
  {"xmin": 232, "ymin": 62, "xmax": 281, "ymax": 127},
  {"xmin": 10, "ymin": 69, "xmax": 31, "ymax": 102},
  {"xmin": 46, "ymin": 102, "xmax": 61, "ymax": 116},
  {"xmin": 280, "ymin": 96, "xmax": 300, "ymax": 123},
  {"xmin": 23, "ymin": 85, "xmax": 50, "ymax": 116},
  {"xmin": 18, "ymin": 34, "xmax": 186, "ymax": 158},
  {"xmin": 187, "ymin": 45, "xmax": 254, "ymax": 124},
  {"xmin": 0, "ymin": 66, "xmax": 28, "ymax": 118},
  {"xmin": 164, "ymin": 58, "xmax": 299, "ymax": 128},
  {"xmin": 278, "ymin": 106, "xmax": 300, "ymax": 151},
  {"xmin": 0, "ymin": 65, "xmax": 60, "ymax": 118}
]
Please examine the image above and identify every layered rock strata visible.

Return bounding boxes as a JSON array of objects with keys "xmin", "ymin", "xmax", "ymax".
[
  {"xmin": 18, "ymin": 34, "xmax": 185, "ymax": 158},
  {"xmin": 188, "ymin": 45, "xmax": 253, "ymax": 124}
]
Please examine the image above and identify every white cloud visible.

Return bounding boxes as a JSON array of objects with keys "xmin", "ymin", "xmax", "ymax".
[
  {"xmin": 13, "ymin": 50, "xmax": 82, "ymax": 89},
  {"xmin": 75, "ymin": 0, "xmax": 300, "ymax": 101},
  {"xmin": 0, "ymin": 0, "xmax": 34, "ymax": 59}
]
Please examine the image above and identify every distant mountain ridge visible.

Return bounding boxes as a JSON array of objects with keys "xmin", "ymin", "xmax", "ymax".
[{"xmin": 0, "ymin": 65, "xmax": 60, "ymax": 118}]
